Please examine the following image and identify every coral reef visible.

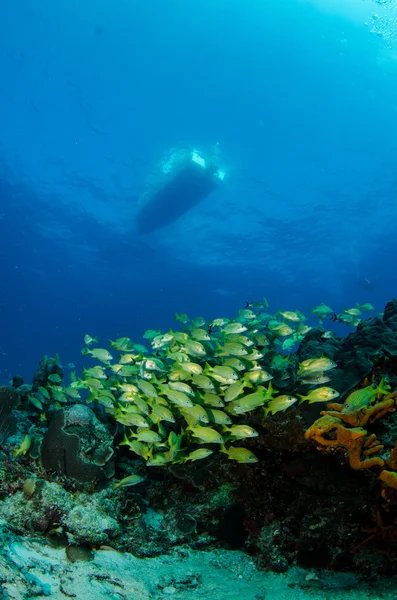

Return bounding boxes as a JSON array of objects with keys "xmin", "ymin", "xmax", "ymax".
[{"xmin": 4, "ymin": 298, "xmax": 397, "ymax": 581}]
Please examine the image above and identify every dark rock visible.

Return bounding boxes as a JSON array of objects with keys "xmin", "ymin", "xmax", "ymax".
[
  {"xmin": 65, "ymin": 544, "xmax": 94, "ymax": 562},
  {"xmin": 217, "ymin": 503, "xmax": 248, "ymax": 549},
  {"xmin": 32, "ymin": 355, "xmax": 63, "ymax": 391},
  {"xmin": 0, "ymin": 386, "xmax": 19, "ymax": 446},
  {"xmin": 41, "ymin": 406, "xmax": 114, "ymax": 483},
  {"xmin": 383, "ymin": 298, "xmax": 397, "ymax": 333},
  {"xmin": 11, "ymin": 375, "xmax": 24, "ymax": 389},
  {"xmin": 177, "ymin": 514, "xmax": 197, "ymax": 535}
]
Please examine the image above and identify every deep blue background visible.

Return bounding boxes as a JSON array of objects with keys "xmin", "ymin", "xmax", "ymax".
[{"xmin": 0, "ymin": 0, "xmax": 396, "ymax": 382}]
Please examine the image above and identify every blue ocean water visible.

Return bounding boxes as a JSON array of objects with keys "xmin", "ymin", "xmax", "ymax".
[{"xmin": 0, "ymin": 0, "xmax": 396, "ymax": 383}]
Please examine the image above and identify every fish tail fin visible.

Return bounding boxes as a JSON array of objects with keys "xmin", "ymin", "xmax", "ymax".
[
  {"xmin": 243, "ymin": 373, "xmax": 253, "ymax": 388},
  {"xmin": 378, "ymin": 378, "xmax": 391, "ymax": 396}
]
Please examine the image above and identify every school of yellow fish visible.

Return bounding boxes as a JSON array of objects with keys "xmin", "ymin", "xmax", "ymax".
[{"xmin": 31, "ymin": 300, "xmax": 375, "ymax": 473}]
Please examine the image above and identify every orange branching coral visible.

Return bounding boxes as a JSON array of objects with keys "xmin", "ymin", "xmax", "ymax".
[
  {"xmin": 305, "ymin": 385, "xmax": 397, "ymax": 483},
  {"xmin": 305, "ymin": 415, "xmax": 384, "ymax": 470},
  {"xmin": 322, "ymin": 395, "xmax": 397, "ymax": 428},
  {"xmin": 379, "ymin": 470, "xmax": 397, "ymax": 489}
]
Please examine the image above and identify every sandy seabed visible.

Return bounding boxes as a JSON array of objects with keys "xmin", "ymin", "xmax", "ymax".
[{"xmin": 1, "ymin": 522, "xmax": 397, "ymax": 600}]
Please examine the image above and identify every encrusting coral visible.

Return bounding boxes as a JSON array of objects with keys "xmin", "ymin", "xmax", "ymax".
[{"xmin": 305, "ymin": 379, "xmax": 397, "ymax": 481}]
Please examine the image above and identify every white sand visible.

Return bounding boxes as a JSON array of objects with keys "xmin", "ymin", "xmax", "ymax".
[{"xmin": 1, "ymin": 529, "xmax": 397, "ymax": 600}]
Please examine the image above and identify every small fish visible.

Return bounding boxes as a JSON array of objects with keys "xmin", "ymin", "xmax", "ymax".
[
  {"xmin": 296, "ymin": 325, "xmax": 312, "ymax": 336},
  {"xmin": 119, "ymin": 353, "xmax": 137, "ymax": 365},
  {"xmin": 271, "ymin": 324, "xmax": 295, "ymax": 337},
  {"xmin": 227, "ymin": 388, "xmax": 268, "ymax": 414},
  {"xmin": 152, "ymin": 333, "xmax": 173, "ymax": 349},
  {"xmin": 50, "ymin": 387, "xmax": 66, "ymax": 403},
  {"xmin": 180, "ymin": 362, "xmax": 203, "ymax": 375},
  {"xmin": 311, "ymin": 304, "xmax": 334, "ymax": 320},
  {"xmin": 146, "ymin": 452, "xmax": 174, "ymax": 467},
  {"xmin": 48, "ymin": 374, "xmax": 62, "ymax": 384},
  {"xmin": 109, "ymin": 337, "xmax": 134, "ymax": 351},
  {"xmin": 119, "ymin": 383, "xmax": 139, "ymax": 394},
  {"xmin": 168, "ymin": 430, "xmax": 184, "ymax": 458},
  {"xmin": 210, "ymin": 318, "xmax": 230, "ymax": 327},
  {"xmin": 281, "ymin": 337, "xmax": 298, "ymax": 351},
  {"xmin": 252, "ymin": 334, "xmax": 270, "ymax": 348},
  {"xmin": 238, "ymin": 309, "xmax": 257, "ymax": 320},
  {"xmin": 298, "ymin": 387, "xmax": 340, "ymax": 404},
  {"xmin": 132, "ymin": 394, "xmax": 150, "ymax": 415},
  {"xmin": 271, "ymin": 354, "xmax": 290, "ymax": 370},
  {"xmin": 223, "ymin": 358, "xmax": 246, "ymax": 371},
  {"xmin": 321, "ymin": 331, "xmax": 335, "ymax": 340},
  {"xmin": 84, "ymin": 334, "xmax": 98, "ymax": 346},
  {"xmin": 220, "ymin": 445, "xmax": 258, "ymax": 463},
  {"xmin": 39, "ymin": 386, "xmax": 50, "ymax": 400},
  {"xmin": 168, "ymin": 381, "xmax": 195, "ymax": 396},
  {"xmin": 151, "ymin": 404, "xmax": 176, "ymax": 423},
  {"xmin": 343, "ymin": 307, "xmax": 361, "ymax": 316},
  {"xmin": 207, "ymin": 409, "xmax": 233, "ymax": 425},
  {"xmin": 246, "ymin": 369, "xmax": 273, "ymax": 384},
  {"xmin": 84, "ymin": 366, "xmax": 107, "ymax": 380},
  {"xmin": 358, "ymin": 303, "xmax": 374, "ymax": 311},
  {"xmin": 183, "ymin": 448, "xmax": 213, "ymax": 462},
  {"xmin": 181, "ymin": 404, "xmax": 210, "ymax": 423},
  {"xmin": 85, "ymin": 348, "xmax": 113, "ymax": 363},
  {"xmin": 217, "ymin": 342, "xmax": 248, "ymax": 357},
  {"xmin": 245, "ymin": 301, "xmax": 263, "ymax": 311},
  {"xmin": 342, "ymin": 380, "xmax": 390, "ymax": 413},
  {"xmin": 14, "ymin": 434, "xmax": 32, "ymax": 457},
  {"xmin": 278, "ymin": 310, "xmax": 303, "ymax": 322},
  {"xmin": 120, "ymin": 437, "xmax": 150, "ymax": 459},
  {"xmin": 183, "ymin": 339, "xmax": 206, "ymax": 357},
  {"xmin": 85, "ymin": 378, "xmax": 104, "ymax": 392},
  {"xmin": 191, "ymin": 328, "xmax": 211, "ymax": 341},
  {"xmin": 64, "ymin": 386, "xmax": 81, "ymax": 399},
  {"xmin": 132, "ymin": 430, "xmax": 162, "ymax": 443},
  {"xmin": 137, "ymin": 380, "xmax": 157, "ymax": 398},
  {"xmin": 116, "ymin": 413, "xmax": 150, "ymax": 428},
  {"xmin": 121, "ymin": 365, "xmax": 140, "ymax": 377},
  {"xmin": 175, "ymin": 312, "xmax": 189, "ymax": 324},
  {"xmin": 224, "ymin": 377, "xmax": 252, "ymax": 403},
  {"xmin": 143, "ymin": 358, "xmax": 165, "ymax": 371},
  {"xmin": 114, "ymin": 474, "xmax": 146, "ymax": 488},
  {"xmin": 192, "ymin": 374, "xmax": 216, "ymax": 391},
  {"xmin": 208, "ymin": 365, "xmax": 238, "ymax": 380},
  {"xmin": 263, "ymin": 395, "xmax": 298, "ymax": 416},
  {"xmin": 202, "ymin": 393, "xmax": 225, "ymax": 407},
  {"xmin": 187, "ymin": 425, "xmax": 224, "ymax": 444},
  {"xmin": 192, "ymin": 317, "xmax": 206, "ymax": 328},
  {"xmin": 299, "ymin": 356, "xmax": 337, "ymax": 374},
  {"xmin": 143, "ymin": 329, "xmax": 161, "ymax": 340},
  {"xmin": 169, "ymin": 368, "xmax": 190, "ymax": 381},
  {"xmin": 222, "ymin": 322, "xmax": 248, "ymax": 335},
  {"xmin": 161, "ymin": 387, "xmax": 194, "ymax": 408},
  {"xmin": 224, "ymin": 424, "xmax": 259, "ymax": 439},
  {"xmin": 300, "ymin": 373, "xmax": 331, "ymax": 385}
]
